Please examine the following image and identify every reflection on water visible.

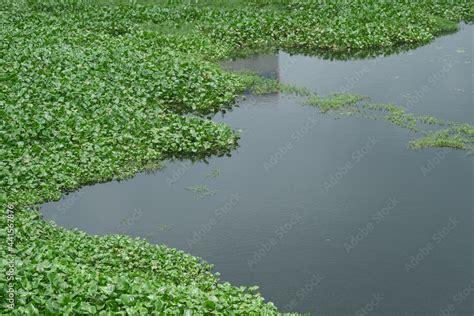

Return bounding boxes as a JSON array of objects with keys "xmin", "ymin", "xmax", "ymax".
[
  {"xmin": 41, "ymin": 24, "xmax": 473, "ymax": 315},
  {"xmin": 221, "ymin": 53, "xmax": 279, "ymax": 80}
]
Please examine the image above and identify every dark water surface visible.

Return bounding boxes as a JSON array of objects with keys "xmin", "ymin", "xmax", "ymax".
[{"xmin": 41, "ymin": 25, "xmax": 473, "ymax": 315}]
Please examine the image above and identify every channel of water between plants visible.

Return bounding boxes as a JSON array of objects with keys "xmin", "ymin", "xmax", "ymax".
[{"xmin": 41, "ymin": 24, "xmax": 473, "ymax": 314}]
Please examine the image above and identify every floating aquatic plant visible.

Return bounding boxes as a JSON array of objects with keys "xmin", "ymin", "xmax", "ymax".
[
  {"xmin": 409, "ymin": 124, "xmax": 474, "ymax": 152},
  {"xmin": 238, "ymin": 71, "xmax": 313, "ymax": 96},
  {"xmin": 417, "ymin": 115, "xmax": 447, "ymax": 126},
  {"xmin": 308, "ymin": 94, "xmax": 370, "ymax": 113},
  {"xmin": 185, "ymin": 185, "xmax": 218, "ymax": 199},
  {"xmin": 364, "ymin": 104, "xmax": 418, "ymax": 132},
  {"xmin": 206, "ymin": 169, "xmax": 222, "ymax": 178},
  {"xmin": 2, "ymin": 0, "xmax": 473, "ymax": 313},
  {"xmin": 237, "ymin": 71, "xmax": 281, "ymax": 95},
  {"xmin": 305, "ymin": 94, "xmax": 474, "ymax": 153}
]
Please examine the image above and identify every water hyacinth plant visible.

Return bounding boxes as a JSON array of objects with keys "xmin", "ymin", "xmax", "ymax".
[
  {"xmin": 306, "ymin": 94, "xmax": 474, "ymax": 151},
  {"xmin": 1, "ymin": 0, "xmax": 473, "ymax": 314},
  {"xmin": 308, "ymin": 94, "xmax": 370, "ymax": 113},
  {"xmin": 363, "ymin": 104, "xmax": 418, "ymax": 132},
  {"xmin": 409, "ymin": 124, "xmax": 474, "ymax": 153}
]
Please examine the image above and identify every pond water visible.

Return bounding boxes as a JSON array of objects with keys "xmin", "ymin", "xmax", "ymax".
[{"xmin": 41, "ymin": 24, "xmax": 473, "ymax": 315}]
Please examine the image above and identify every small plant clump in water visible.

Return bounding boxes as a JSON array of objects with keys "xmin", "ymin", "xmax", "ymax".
[
  {"xmin": 237, "ymin": 71, "xmax": 312, "ymax": 96},
  {"xmin": 308, "ymin": 94, "xmax": 370, "ymax": 113},
  {"xmin": 305, "ymin": 94, "xmax": 474, "ymax": 152},
  {"xmin": 279, "ymin": 83, "xmax": 313, "ymax": 97},
  {"xmin": 239, "ymin": 72, "xmax": 281, "ymax": 95},
  {"xmin": 409, "ymin": 124, "xmax": 474, "ymax": 153},
  {"xmin": 206, "ymin": 169, "xmax": 222, "ymax": 178},
  {"xmin": 359, "ymin": 103, "xmax": 472, "ymax": 146},
  {"xmin": 417, "ymin": 115, "xmax": 447, "ymax": 126},
  {"xmin": 186, "ymin": 185, "xmax": 219, "ymax": 199},
  {"xmin": 364, "ymin": 104, "xmax": 418, "ymax": 132}
]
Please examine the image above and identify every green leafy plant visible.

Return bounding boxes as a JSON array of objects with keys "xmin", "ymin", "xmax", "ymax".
[
  {"xmin": 409, "ymin": 124, "xmax": 474, "ymax": 152},
  {"xmin": 206, "ymin": 169, "xmax": 222, "ymax": 178},
  {"xmin": 308, "ymin": 94, "xmax": 370, "ymax": 113},
  {"xmin": 1, "ymin": 0, "xmax": 473, "ymax": 313},
  {"xmin": 305, "ymin": 95, "xmax": 473, "ymax": 151},
  {"xmin": 364, "ymin": 104, "xmax": 418, "ymax": 131},
  {"xmin": 185, "ymin": 185, "xmax": 218, "ymax": 199}
]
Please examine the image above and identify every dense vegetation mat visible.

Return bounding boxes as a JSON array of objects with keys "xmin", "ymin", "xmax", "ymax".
[{"xmin": 1, "ymin": 0, "xmax": 473, "ymax": 314}]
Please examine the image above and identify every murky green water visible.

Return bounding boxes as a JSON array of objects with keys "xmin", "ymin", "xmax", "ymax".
[{"xmin": 41, "ymin": 24, "xmax": 473, "ymax": 315}]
